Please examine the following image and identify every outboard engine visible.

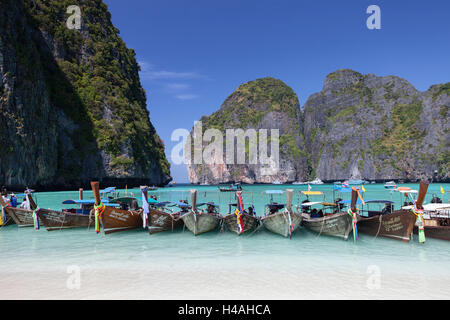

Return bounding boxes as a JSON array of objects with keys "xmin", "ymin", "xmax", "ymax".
[{"xmin": 431, "ymin": 195, "xmax": 442, "ymax": 203}]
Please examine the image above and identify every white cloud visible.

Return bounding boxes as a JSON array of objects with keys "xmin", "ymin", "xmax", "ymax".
[
  {"xmin": 175, "ymin": 94, "xmax": 198, "ymax": 100},
  {"xmin": 166, "ymin": 83, "xmax": 190, "ymax": 91},
  {"xmin": 138, "ymin": 60, "xmax": 204, "ymax": 80}
]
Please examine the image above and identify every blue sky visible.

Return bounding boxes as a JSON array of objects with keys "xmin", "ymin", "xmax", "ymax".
[{"xmin": 103, "ymin": 0, "xmax": 450, "ymax": 182}]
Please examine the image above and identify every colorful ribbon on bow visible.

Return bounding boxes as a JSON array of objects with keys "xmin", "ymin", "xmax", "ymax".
[
  {"xmin": 32, "ymin": 208, "xmax": 40, "ymax": 230},
  {"xmin": 94, "ymin": 203, "xmax": 105, "ymax": 234},
  {"xmin": 235, "ymin": 208, "xmax": 243, "ymax": 234},
  {"xmin": 411, "ymin": 201, "xmax": 426, "ymax": 244},
  {"xmin": 347, "ymin": 208, "xmax": 358, "ymax": 242}
]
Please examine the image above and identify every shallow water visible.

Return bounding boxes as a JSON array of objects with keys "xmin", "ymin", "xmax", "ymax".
[{"xmin": 1, "ymin": 183, "xmax": 449, "ymax": 299}]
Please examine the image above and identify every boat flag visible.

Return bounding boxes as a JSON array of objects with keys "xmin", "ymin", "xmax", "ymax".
[
  {"xmin": 441, "ymin": 186, "xmax": 445, "ymax": 195},
  {"xmin": 308, "ymin": 184, "xmax": 311, "ymax": 191},
  {"xmin": 362, "ymin": 185, "xmax": 366, "ymax": 193}
]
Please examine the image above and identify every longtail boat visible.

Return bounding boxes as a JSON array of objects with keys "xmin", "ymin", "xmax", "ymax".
[
  {"xmin": 0, "ymin": 192, "xmax": 40, "ymax": 227},
  {"xmin": 356, "ymin": 182, "xmax": 427, "ymax": 243},
  {"xmin": 403, "ymin": 182, "xmax": 450, "ymax": 242},
  {"xmin": 223, "ymin": 191, "xmax": 259, "ymax": 235},
  {"xmin": 218, "ymin": 183, "xmax": 242, "ymax": 192},
  {"xmin": 300, "ymin": 190, "xmax": 353, "ymax": 240},
  {"xmin": 140, "ymin": 186, "xmax": 183, "ymax": 234},
  {"xmin": 180, "ymin": 189, "xmax": 221, "ymax": 235},
  {"xmin": 91, "ymin": 181, "xmax": 143, "ymax": 234},
  {"xmin": 411, "ymin": 202, "xmax": 450, "ymax": 241},
  {"xmin": 261, "ymin": 189, "xmax": 302, "ymax": 238}
]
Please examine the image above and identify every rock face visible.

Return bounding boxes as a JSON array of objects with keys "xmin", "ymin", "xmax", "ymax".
[
  {"xmin": 187, "ymin": 77, "xmax": 307, "ymax": 184},
  {"xmin": 303, "ymin": 69, "xmax": 449, "ymax": 182},
  {"xmin": 0, "ymin": 0, "xmax": 171, "ymax": 189},
  {"xmin": 187, "ymin": 70, "xmax": 449, "ymax": 183}
]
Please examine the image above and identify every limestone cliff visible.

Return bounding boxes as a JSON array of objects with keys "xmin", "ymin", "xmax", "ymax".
[
  {"xmin": 303, "ymin": 69, "xmax": 449, "ymax": 182},
  {"xmin": 187, "ymin": 70, "xmax": 449, "ymax": 183},
  {"xmin": 187, "ymin": 77, "xmax": 307, "ymax": 184},
  {"xmin": 0, "ymin": 0, "xmax": 171, "ymax": 189}
]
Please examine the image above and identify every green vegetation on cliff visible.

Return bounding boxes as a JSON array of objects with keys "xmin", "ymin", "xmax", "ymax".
[{"xmin": 24, "ymin": 0, "xmax": 170, "ymax": 179}]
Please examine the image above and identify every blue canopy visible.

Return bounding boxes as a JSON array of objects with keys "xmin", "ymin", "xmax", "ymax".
[
  {"xmin": 335, "ymin": 188, "xmax": 351, "ymax": 193},
  {"xmin": 153, "ymin": 201, "xmax": 172, "ymax": 208},
  {"xmin": 198, "ymin": 202, "xmax": 218, "ymax": 207},
  {"xmin": 100, "ymin": 187, "xmax": 116, "ymax": 194},
  {"xmin": 265, "ymin": 190, "xmax": 284, "ymax": 194},
  {"xmin": 172, "ymin": 201, "xmax": 191, "ymax": 208}
]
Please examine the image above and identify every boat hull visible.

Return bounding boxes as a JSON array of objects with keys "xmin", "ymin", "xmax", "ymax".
[
  {"xmin": 302, "ymin": 212, "xmax": 352, "ymax": 240},
  {"xmin": 148, "ymin": 209, "xmax": 183, "ymax": 234},
  {"xmin": 413, "ymin": 224, "xmax": 450, "ymax": 241},
  {"xmin": 357, "ymin": 210, "xmax": 415, "ymax": 243},
  {"xmin": 223, "ymin": 213, "xmax": 259, "ymax": 235},
  {"xmin": 4, "ymin": 207, "xmax": 41, "ymax": 227},
  {"xmin": 181, "ymin": 212, "xmax": 220, "ymax": 235},
  {"xmin": 101, "ymin": 206, "xmax": 143, "ymax": 234},
  {"xmin": 261, "ymin": 211, "xmax": 302, "ymax": 238},
  {"xmin": 38, "ymin": 209, "xmax": 93, "ymax": 231}
]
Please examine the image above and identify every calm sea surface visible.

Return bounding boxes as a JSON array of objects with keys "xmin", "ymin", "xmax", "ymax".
[{"xmin": 1, "ymin": 183, "xmax": 449, "ymax": 299}]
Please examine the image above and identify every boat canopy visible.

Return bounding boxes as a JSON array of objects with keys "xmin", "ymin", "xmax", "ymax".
[
  {"xmin": 396, "ymin": 187, "xmax": 411, "ymax": 191},
  {"xmin": 265, "ymin": 190, "xmax": 284, "ymax": 194},
  {"xmin": 364, "ymin": 200, "xmax": 394, "ymax": 204},
  {"xmin": 198, "ymin": 202, "xmax": 219, "ymax": 207},
  {"xmin": 62, "ymin": 199, "xmax": 120, "ymax": 207},
  {"xmin": 301, "ymin": 191, "xmax": 323, "ymax": 195},
  {"xmin": 153, "ymin": 201, "xmax": 172, "ymax": 208},
  {"xmin": 397, "ymin": 189, "xmax": 418, "ymax": 194},
  {"xmin": 335, "ymin": 188, "xmax": 351, "ymax": 193},
  {"xmin": 100, "ymin": 187, "xmax": 116, "ymax": 194},
  {"xmin": 402, "ymin": 203, "xmax": 450, "ymax": 211},
  {"xmin": 301, "ymin": 201, "xmax": 323, "ymax": 206}
]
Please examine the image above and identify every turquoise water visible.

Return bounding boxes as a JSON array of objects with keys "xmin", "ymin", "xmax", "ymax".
[{"xmin": 1, "ymin": 183, "xmax": 449, "ymax": 299}]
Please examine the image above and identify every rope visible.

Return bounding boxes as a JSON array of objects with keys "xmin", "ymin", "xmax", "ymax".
[{"xmin": 373, "ymin": 214, "xmax": 383, "ymax": 240}]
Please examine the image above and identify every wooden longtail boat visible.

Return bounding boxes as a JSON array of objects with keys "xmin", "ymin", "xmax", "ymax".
[
  {"xmin": 223, "ymin": 191, "xmax": 259, "ymax": 235},
  {"xmin": 261, "ymin": 189, "xmax": 302, "ymax": 238},
  {"xmin": 412, "ymin": 203, "xmax": 450, "ymax": 241},
  {"xmin": 37, "ymin": 207, "xmax": 92, "ymax": 231},
  {"xmin": 300, "ymin": 190, "xmax": 353, "ymax": 240},
  {"xmin": 357, "ymin": 182, "xmax": 427, "ymax": 243},
  {"xmin": 408, "ymin": 182, "xmax": 450, "ymax": 241},
  {"xmin": 140, "ymin": 186, "xmax": 183, "ymax": 234},
  {"xmin": 180, "ymin": 190, "xmax": 221, "ymax": 235},
  {"xmin": 91, "ymin": 181, "xmax": 143, "ymax": 234},
  {"xmin": 218, "ymin": 183, "xmax": 242, "ymax": 192},
  {"xmin": 0, "ymin": 192, "xmax": 40, "ymax": 227}
]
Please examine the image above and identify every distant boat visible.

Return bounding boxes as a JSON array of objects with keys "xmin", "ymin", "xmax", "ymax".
[
  {"xmin": 384, "ymin": 181, "xmax": 397, "ymax": 189},
  {"xmin": 292, "ymin": 181, "xmax": 306, "ymax": 185},
  {"xmin": 307, "ymin": 178, "xmax": 324, "ymax": 185},
  {"xmin": 272, "ymin": 179, "xmax": 282, "ymax": 185},
  {"xmin": 343, "ymin": 179, "xmax": 367, "ymax": 185},
  {"xmin": 218, "ymin": 183, "xmax": 242, "ymax": 192}
]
